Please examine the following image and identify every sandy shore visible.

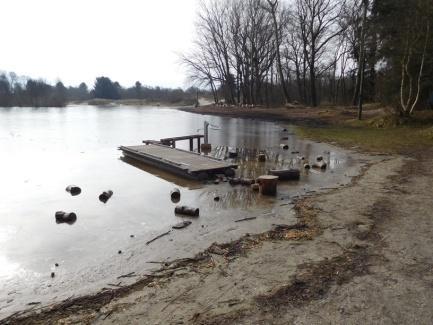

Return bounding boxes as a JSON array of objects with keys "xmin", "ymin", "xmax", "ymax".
[{"xmin": 2, "ymin": 108, "xmax": 433, "ymax": 324}]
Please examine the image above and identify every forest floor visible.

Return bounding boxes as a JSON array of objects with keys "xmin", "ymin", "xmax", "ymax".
[{"xmin": 2, "ymin": 105, "xmax": 433, "ymax": 324}]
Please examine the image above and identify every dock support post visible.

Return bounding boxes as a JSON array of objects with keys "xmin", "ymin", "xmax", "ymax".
[
  {"xmin": 204, "ymin": 121, "xmax": 209, "ymax": 144},
  {"xmin": 189, "ymin": 138, "xmax": 194, "ymax": 151},
  {"xmin": 197, "ymin": 138, "xmax": 201, "ymax": 153},
  {"xmin": 172, "ymin": 141, "xmax": 176, "ymax": 148}
]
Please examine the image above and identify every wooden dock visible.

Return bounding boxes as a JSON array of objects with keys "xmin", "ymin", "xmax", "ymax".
[{"xmin": 119, "ymin": 143, "xmax": 237, "ymax": 180}]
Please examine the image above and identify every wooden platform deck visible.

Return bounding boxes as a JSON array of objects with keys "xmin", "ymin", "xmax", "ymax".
[{"xmin": 119, "ymin": 144, "xmax": 237, "ymax": 180}]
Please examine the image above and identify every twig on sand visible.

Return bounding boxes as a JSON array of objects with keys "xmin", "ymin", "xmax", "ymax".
[
  {"xmin": 161, "ymin": 286, "xmax": 195, "ymax": 312},
  {"xmin": 146, "ymin": 261, "xmax": 167, "ymax": 264},
  {"xmin": 117, "ymin": 272, "xmax": 136, "ymax": 279},
  {"xmin": 27, "ymin": 302, "xmax": 41, "ymax": 306},
  {"xmin": 146, "ymin": 230, "xmax": 171, "ymax": 245},
  {"xmin": 103, "ymin": 310, "xmax": 114, "ymax": 320},
  {"xmin": 235, "ymin": 217, "xmax": 257, "ymax": 223},
  {"xmin": 107, "ymin": 282, "xmax": 124, "ymax": 288}
]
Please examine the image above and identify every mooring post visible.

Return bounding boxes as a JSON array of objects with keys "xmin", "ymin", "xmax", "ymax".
[
  {"xmin": 189, "ymin": 138, "xmax": 194, "ymax": 151},
  {"xmin": 204, "ymin": 121, "xmax": 209, "ymax": 144},
  {"xmin": 197, "ymin": 137, "xmax": 201, "ymax": 153},
  {"xmin": 172, "ymin": 141, "xmax": 176, "ymax": 148}
]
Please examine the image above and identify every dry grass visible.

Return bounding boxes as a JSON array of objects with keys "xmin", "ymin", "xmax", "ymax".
[{"xmin": 296, "ymin": 109, "xmax": 433, "ymax": 154}]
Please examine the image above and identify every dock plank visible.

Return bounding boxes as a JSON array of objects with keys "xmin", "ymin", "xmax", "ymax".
[{"xmin": 120, "ymin": 144, "xmax": 237, "ymax": 178}]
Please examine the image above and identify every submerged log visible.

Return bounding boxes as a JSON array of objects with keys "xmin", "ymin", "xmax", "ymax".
[
  {"xmin": 55, "ymin": 211, "xmax": 77, "ymax": 224},
  {"xmin": 229, "ymin": 178, "xmax": 241, "ymax": 186},
  {"xmin": 257, "ymin": 175, "xmax": 279, "ymax": 196},
  {"xmin": 240, "ymin": 178, "xmax": 255, "ymax": 186},
  {"xmin": 175, "ymin": 206, "xmax": 200, "ymax": 217},
  {"xmin": 269, "ymin": 169, "xmax": 300, "ymax": 181}
]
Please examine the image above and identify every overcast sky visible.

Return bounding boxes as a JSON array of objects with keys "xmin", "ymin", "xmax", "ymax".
[{"xmin": 0, "ymin": 0, "xmax": 197, "ymax": 88}]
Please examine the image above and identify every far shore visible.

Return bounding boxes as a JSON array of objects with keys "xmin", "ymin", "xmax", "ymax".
[{"xmin": 70, "ymin": 98, "xmax": 196, "ymax": 108}]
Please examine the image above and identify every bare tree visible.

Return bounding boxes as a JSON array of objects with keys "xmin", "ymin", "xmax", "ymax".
[
  {"xmin": 294, "ymin": 0, "xmax": 347, "ymax": 106},
  {"xmin": 264, "ymin": 0, "xmax": 291, "ymax": 103},
  {"xmin": 400, "ymin": 21, "xmax": 430, "ymax": 115}
]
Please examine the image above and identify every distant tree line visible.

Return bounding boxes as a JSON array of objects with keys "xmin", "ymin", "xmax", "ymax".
[
  {"xmin": 0, "ymin": 72, "xmax": 68, "ymax": 107},
  {"xmin": 90, "ymin": 77, "xmax": 200, "ymax": 104},
  {"xmin": 0, "ymin": 73, "xmax": 201, "ymax": 107},
  {"xmin": 182, "ymin": 0, "xmax": 433, "ymax": 116}
]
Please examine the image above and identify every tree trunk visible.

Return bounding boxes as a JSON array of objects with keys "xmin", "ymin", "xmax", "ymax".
[
  {"xmin": 357, "ymin": 0, "xmax": 369, "ymax": 120},
  {"xmin": 310, "ymin": 55, "xmax": 318, "ymax": 107}
]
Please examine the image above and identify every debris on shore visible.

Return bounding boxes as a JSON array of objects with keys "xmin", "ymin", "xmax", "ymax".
[
  {"xmin": 146, "ymin": 231, "xmax": 171, "ymax": 245},
  {"xmin": 172, "ymin": 221, "xmax": 192, "ymax": 229}
]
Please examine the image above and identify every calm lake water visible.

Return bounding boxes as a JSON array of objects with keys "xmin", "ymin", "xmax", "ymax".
[{"xmin": 0, "ymin": 105, "xmax": 362, "ymax": 316}]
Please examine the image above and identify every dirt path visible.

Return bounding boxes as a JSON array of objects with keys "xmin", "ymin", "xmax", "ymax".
[{"xmin": 4, "ymin": 148, "xmax": 432, "ymax": 324}]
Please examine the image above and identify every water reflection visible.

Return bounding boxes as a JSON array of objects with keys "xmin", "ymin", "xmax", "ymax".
[{"xmin": 120, "ymin": 156, "xmax": 203, "ymax": 189}]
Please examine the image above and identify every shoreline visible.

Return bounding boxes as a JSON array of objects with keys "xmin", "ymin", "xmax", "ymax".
[
  {"xmin": 0, "ymin": 109, "xmax": 361, "ymax": 322},
  {"xmin": 0, "ymin": 154, "xmax": 374, "ymax": 324}
]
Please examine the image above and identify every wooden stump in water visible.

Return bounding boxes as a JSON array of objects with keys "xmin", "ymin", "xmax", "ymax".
[
  {"xmin": 99, "ymin": 190, "xmax": 113, "ymax": 203},
  {"xmin": 257, "ymin": 175, "xmax": 279, "ymax": 196},
  {"xmin": 258, "ymin": 153, "xmax": 266, "ymax": 162},
  {"xmin": 170, "ymin": 188, "xmax": 181, "ymax": 203}
]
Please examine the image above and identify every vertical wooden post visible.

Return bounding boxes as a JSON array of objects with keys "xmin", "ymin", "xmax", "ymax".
[
  {"xmin": 172, "ymin": 141, "xmax": 176, "ymax": 148},
  {"xmin": 197, "ymin": 138, "xmax": 201, "ymax": 153},
  {"xmin": 189, "ymin": 138, "xmax": 194, "ymax": 151},
  {"xmin": 258, "ymin": 175, "xmax": 278, "ymax": 196}
]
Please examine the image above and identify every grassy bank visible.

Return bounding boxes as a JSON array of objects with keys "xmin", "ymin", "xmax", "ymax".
[{"xmin": 297, "ymin": 113, "xmax": 433, "ymax": 154}]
